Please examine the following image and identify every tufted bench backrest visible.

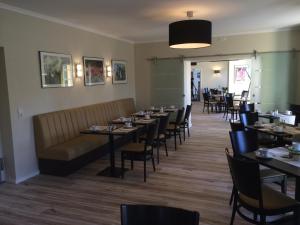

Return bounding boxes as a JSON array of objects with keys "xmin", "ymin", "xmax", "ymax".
[{"xmin": 33, "ymin": 98, "xmax": 135, "ymax": 154}]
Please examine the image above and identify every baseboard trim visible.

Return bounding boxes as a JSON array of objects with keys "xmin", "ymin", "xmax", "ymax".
[{"xmin": 14, "ymin": 170, "xmax": 40, "ymax": 184}]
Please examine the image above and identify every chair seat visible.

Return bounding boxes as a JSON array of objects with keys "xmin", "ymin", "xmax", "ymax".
[
  {"xmin": 167, "ymin": 124, "xmax": 180, "ymax": 130},
  {"xmin": 121, "ymin": 143, "xmax": 152, "ymax": 153},
  {"xmin": 239, "ymin": 185, "xmax": 297, "ymax": 211}
]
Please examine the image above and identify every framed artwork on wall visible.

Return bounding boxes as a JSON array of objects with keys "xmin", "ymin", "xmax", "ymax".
[
  {"xmin": 112, "ymin": 60, "xmax": 127, "ymax": 84},
  {"xmin": 39, "ymin": 51, "xmax": 73, "ymax": 88},
  {"xmin": 83, "ymin": 57, "xmax": 105, "ymax": 86}
]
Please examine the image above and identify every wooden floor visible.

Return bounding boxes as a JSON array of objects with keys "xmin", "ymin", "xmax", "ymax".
[{"xmin": 0, "ymin": 102, "xmax": 293, "ymax": 225}]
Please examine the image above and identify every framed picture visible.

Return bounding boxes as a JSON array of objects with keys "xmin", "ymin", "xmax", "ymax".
[
  {"xmin": 83, "ymin": 57, "xmax": 105, "ymax": 86},
  {"xmin": 39, "ymin": 51, "xmax": 73, "ymax": 88},
  {"xmin": 112, "ymin": 60, "xmax": 127, "ymax": 84}
]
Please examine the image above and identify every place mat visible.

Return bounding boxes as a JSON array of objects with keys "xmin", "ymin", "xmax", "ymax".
[
  {"xmin": 88, "ymin": 125, "xmax": 107, "ymax": 131},
  {"xmin": 152, "ymin": 113, "xmax": 168, "ymax": 117},
  {"xmin": 113, "ymin": 127, "xmax": 137, "ymax": 133},
  {"xmin": 266, "ymin": 147, "xmax": 300, "ymax": 168},
  {"xmin": 135, "ymin": 119, "xmax": 156, "ymax": 124}
]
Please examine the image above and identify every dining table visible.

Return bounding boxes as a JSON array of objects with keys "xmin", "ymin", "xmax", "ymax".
[
  {"xmin": 81, "ymin": 125, "xmax": 140, "ymax": 178},
  {"xmin": 243, "ymin": 148, "xmax": 300, "ymax": 223}
]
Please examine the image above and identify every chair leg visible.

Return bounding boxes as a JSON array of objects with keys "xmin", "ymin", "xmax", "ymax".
[
  {"xmin": 164, "ymin": 140, "xmax": 168, "ymax": 156},
  {"xmin": 230, "ymin": 197, "xmax": 237, "ymax": 225},
  {"xmin": 174, "ymin": 130, "xmax": 177, "ymax": 150},
  {"xmin": 144, "ymin": 158, "xmax": 147, "ymax": 182},
  {"xmin": 183, "ymin": 127, "xmax": 186, "ymax": 141},
  {"xmin": 281, "ymin": 176, "xmax": 287, "ymax": 194},
  {"xmin": 156, "ymin": 140, "xmax": 160, "ymax": 164},
  {"xmin": 229, "ymin": 187, "xmax": 234, "ymax": 206},
  {"xmin": 187, "ymin": 124, "xmax": 190, "ymax": 137},
  {"xmin": 131, "ymin": 160, "xmax": 134, "ymax": 170},
  {"xmin": 178, "ymin": 130, "xmax": 182, "ymax": 145},
  {"xmin": 121, "ymin": 154, "xmax": 125, "ymax": 179},
  {"xmin": 152, "ymin": 156, "xmax": 156, "ymax": 172},
  {"xmin": 203, "ymin": 104, "xmax": 205, "ymax": 112}
]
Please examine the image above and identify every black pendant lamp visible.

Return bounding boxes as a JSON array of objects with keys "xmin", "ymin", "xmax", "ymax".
[{"xmin": 169, "ymin": 11, "xmax": 212, "ymax": 49}]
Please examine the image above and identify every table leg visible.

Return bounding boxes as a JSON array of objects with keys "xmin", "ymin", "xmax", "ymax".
[{"xmin": 97, "ymin": 133, "xmax": 128, "ymax": 177}]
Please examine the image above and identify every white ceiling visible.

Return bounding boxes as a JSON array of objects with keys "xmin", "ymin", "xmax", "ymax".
[{"xmin": 1, "ymin": 0, "xmax": 300, "ymax": 43}]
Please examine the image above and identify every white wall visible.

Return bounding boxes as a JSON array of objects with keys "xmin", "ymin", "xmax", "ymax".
[
  {"xmin": 0, "ymin": 9, "xmax": 135, "ymax": 183},
  {"xmin": 192, "ymin": 61, "xmax": 229, "ymax": 91}
]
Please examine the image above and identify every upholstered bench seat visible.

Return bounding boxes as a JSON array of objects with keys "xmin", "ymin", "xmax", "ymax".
[
  {"xmin": 33, "ymin": 98, "xmax": 136, "ymax": 176},
  {"xmin": 38, "ymin": 135, "xmax": 109, "ymax": 161}
]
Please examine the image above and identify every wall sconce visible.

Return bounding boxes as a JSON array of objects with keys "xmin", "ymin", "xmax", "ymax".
[
  {"xmin": 75, "ymin": 63, "xmax": 83, "ymax": 78},
  {"xmin": 106, "ymin": 64, "xmax": 112, "ymax": 77},
  {"xmin": 213, "ymin": 69, "xmax": 221, "ymax": 76}
]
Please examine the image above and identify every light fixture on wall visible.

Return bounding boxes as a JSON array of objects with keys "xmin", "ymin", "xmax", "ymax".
[
  {"xmin": 169, "ymin": 11, "xmax": 212, "ymax": 49},
  {"xmin": 106, "ymin": 64, "xmax": 112, "ymax": 77},
  {"xmin": 75, "ymin": 63, "xmax": 83, "ymax": 78},
  {"xmin": 213, "ymin": 69, "xmax": 221, "ymax": 76}
]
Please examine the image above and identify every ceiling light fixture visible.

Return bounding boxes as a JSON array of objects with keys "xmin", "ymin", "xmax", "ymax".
[{"xmin": 169, "ymin": 11, "xmax": 212, "ymax": 49}]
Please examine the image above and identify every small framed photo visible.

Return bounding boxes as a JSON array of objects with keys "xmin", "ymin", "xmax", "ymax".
[
  {"xmin": 83, "ymin": 57, "xmax": 105, "ymax": 86},
  {"xmin": 112, "ymin": 60, "xmax": 127, "ymax": 84},
  {"xmin": 39, "ymin": 51, "xmax": 73, "ymax": 88}
]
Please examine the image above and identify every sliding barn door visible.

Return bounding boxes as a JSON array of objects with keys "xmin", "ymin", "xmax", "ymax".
[{"xmin": 150, "ymin": 58, "xmax": 184, "ymax": 107}]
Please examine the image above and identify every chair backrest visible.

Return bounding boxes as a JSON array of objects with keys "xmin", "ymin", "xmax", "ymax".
[
  {"xmin": 225, "ymin": 150, "xmax": 262, "ymax": 204},
  {"xmin": 225, "ymin": 93, "xmax": 234, "ymax": 98},
  {"xmin": 241, "ymin": 90, "xmax": 249, "ymax": 99},
  {"xmin": 229, "ymin": 121, "xmax": 244, "ymax": 131},
  {"xmin": 175, "ymin": 107, "xmax": 185, "ymax": 125},
  {"xmin": 184, "ymin": 105, "xmax": 192, "ymax": 121},
  {"xmin": 239, "ymin": 112, "xmax": 258, "ymax": 126},
  {"xmin": 239, "ymin": 103, "xmax": 255, "ymax": 113},
  {"xmin": 120, "ymin": 204, "xmax": 200, "ymax": 225},
  {"xmin": 158, "ymin": 114, "xmax": 170, "ymax": 135},
  {"xmin": 225, "ymin": 96, "xmax": 234, "ymax": 107},
  {"xmin": 145, "ymin": 120, "xmax": 160, "ymax": 147},
  {"xmin": 202, "ymin": 93, "xmax": 210, "ymax": 101},
  {"xmin": 229, "ymin": 130, "xmax": 258, "ymax": 156}
]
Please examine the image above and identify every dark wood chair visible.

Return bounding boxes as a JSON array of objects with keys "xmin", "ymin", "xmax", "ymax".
[
  {"xmin": 121, "ymin": 121, "xmax": 159, "ymax": 182},
  {"xmin": 202, "ymin": 93, "xmax": 216, "ymax": 113},
  {"xmin": 240, "ymin": 112, "xmax": 276, "ymax": 147},
  {"xmin": 180, "ymin": 104, "xmax": 192, "ymax": 141},
  {"xmin": 228, "ymin": 130, "xmax": 287, "ymax": 206},
  {"xmin": 166, "ymin": 107, "xmax": 185, "ymax": 150},
  {"xmin": 225, "ymin": 149, "xmax": 299, "ymax": 225},
  {"xmin": 140, "ymin": 115, "xmax": 170, "ymax": 164},
  {"xmin": 224, "ymin": 95, "xmax": 238, "ymax": 120},
  {"xmin": 120, "ymin": 204, "xmax": 200, "ymax": 225}
]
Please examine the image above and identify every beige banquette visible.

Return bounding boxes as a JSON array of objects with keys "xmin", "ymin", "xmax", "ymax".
[{"xmin": 33, "ymin": 98, "xmax": 136, "ymax": 175}]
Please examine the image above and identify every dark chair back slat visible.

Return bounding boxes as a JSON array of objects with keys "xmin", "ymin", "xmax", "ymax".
[
  {"xmin": 145, "ymin": 120, "xmax": 159, "ymax": 147},
  {"xmin": 226, "ymin": 151, "xmax": 262, "ymax": 202},
  {"xmin": 158, "ymin": 114, "xmax": 170, "ymax": 138},
  {"xmin": 230, "ymin": 121, "xmax": 244, "ymax": 131},
  {"xmin": 229, "ymin": 130, "xmax": 258, "ymax": 156},
  {"xmin": 120, "ymin": 204, "xmax": 200, "ymax": 225},
  {"xmin": 202, "ymin": 93, "xmax": 210, "ymax": 102},
  {"xmin": 239, "ymin": 103, "xmax": 255, "ymax": 113},
  {"xmin": 184, "ymin": 105, "xmax": 192, "ymax": 122},
  {"xmin": 239, "ymin": 112, "xmax": 258, "ymax": 126},
  {"xmin": 225, "ymin": 96, "xmax": 234, "ymax": 108},
  {"xmin": 175, "ymin": 107, "xmax": 185, "ymax": 125}
]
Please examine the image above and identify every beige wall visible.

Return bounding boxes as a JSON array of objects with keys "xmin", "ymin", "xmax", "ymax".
[
  {"xmin": 135, "ymin": 30, "xmax": 300, "ymax": 109},
  {"xmin": 0, "ymin": 9, "xmax": 135, "ymax": 183}
]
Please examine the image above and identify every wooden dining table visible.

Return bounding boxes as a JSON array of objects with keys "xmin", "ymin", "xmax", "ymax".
[
  {"xmin": 243, "ymin": 149, "xmax": 300, "ymax": 223},
  {"xmin": 81, "ymin": 125, "xmax": 140, "ymax": 178}
]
